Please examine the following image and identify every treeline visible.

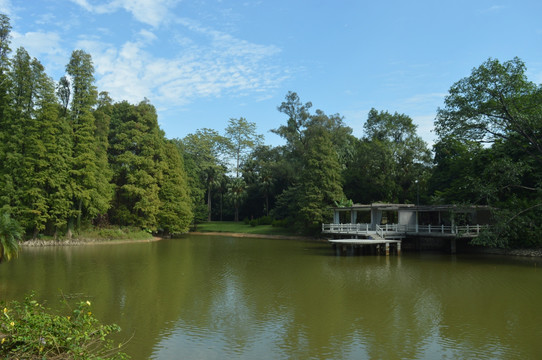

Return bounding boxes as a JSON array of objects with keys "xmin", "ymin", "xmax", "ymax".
[
  {"xmin": 182, "ymin": 58, "xmax": 542, "ymax": 248},
  {"xmin": 0, "ymin": 15, "xmax": 192, "ymax": 237},
  {"xmin": 181, "ymin": 92, "xmax": 431, "ymax": 234},
  {"xmin": 1, "ymin": 14, "xmax": 541, "ymax": 248}
]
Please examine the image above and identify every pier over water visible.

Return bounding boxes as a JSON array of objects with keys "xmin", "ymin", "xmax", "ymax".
[{"xmin": 323, "ymin": 203, "xmax": 492, "ymax": 255}]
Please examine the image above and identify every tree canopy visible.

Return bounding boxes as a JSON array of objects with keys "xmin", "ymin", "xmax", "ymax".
[{"xmin": 1, "ymin": 12, "xmax": 540, "ymax": 247}]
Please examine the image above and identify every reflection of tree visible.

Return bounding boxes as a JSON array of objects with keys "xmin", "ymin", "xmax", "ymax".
[{"xmin": 1, "ymin": 242, "xmax": 540, "ymax": 359}]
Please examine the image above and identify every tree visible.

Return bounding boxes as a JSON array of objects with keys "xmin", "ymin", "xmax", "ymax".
[
  {"xmin": 434, "ymin": 57, "xmax": 542, "ymax": 248},
  {"xmin": 344, "ymin": 109, "xmax": 430, "ymax": 204},
  {"xmin": 108, "ymin": 101, "xmax": 164, "ymax": 230},
  {"xmin": 272, "ymin": 91, "xmax": 312, "ymax": 154},
  {"xmin": 0, "ymin": 13, "xmax": 11, "ymax": 120},
  {"xmin": 435, "ymin": 57, "xmax": 542, "ymax": 159},
  {"xmin": 0, "ymin": 212, "xmax": 21, "ymax": 262},
  {"xmin": 65, "ymin": 49, "xmax": 112, "ymax": 235},
  {"xmin": 227, "ymin": 177, "xmax": 246, "ymax": 222},
  {"xmin": 0, "ymin": 48, "xmax": 71, "ymax": 237},
  {"xmin": 270, "ymin": 92, "xmax": 352, "ymax": 231},
  {"xmin": 428, "ymin": 136, "xmax": 486, "ymax": 204},
  {"xmin": 182, "ymin": 129, "xmax": 228, "ymax": 221},
  {"xmin": 0, "ymin": 14, "xmax": 12, "ymax": 216},
  {"xmin": 276, "ymin": 126, "xmax": 344, "ymax": 233},
  {"xmin": 225, "ymin": 117, "xmax": 263, "ymax": 178},
  {"xmin": 158, "ymin": 141, "xmax": 193, "ymax": 234}
]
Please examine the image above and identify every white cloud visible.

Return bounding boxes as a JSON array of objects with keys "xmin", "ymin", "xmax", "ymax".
[
  {"xmin": 70, "ymin": 0, "xmax": 179, "ymax": 27},
  {"xmin": 138, "ymin": 29, "xmax": 157, "ymax": 44},
  {"xmin": 76, "ymin": 26, "xmax": 286, "ymax": 108},
  {"xmin": 11, "ymin": 30, "xmax": 63, "ymax": 57},
  {"xmin": 0, "ymin": 0, "xmax": 13, "ymax": 16},
  {"xmin": 411, "ymin": 114, "xmax": 437, "ymax": 147},
  {"xmin": 485, "ymin": 5, "xmax": 505, "ymax": 12}
]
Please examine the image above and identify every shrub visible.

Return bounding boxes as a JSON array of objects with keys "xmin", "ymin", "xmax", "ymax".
[
  {"xmin": 272, "ymin": 219, "xmax": 289, "ymax": 228},
  {"xmin": 257, "ymin": 216, "xmax": 273, "ymax": 225},
  {"xmin": 0, "ymin": 294, "xmax": 129, "ymax": 359},
  {"xmin": 249, "ymin": 219, "xmax": 258, "ymax": 227},
  {"xmin": 243, "ymin": 217, "xmax": 250, "ymax": 225}
]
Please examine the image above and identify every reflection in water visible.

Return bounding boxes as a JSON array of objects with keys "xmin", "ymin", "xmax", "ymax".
[{"xmin": 1, "ymin": 236, "xmax": 541, "ymax": 359}]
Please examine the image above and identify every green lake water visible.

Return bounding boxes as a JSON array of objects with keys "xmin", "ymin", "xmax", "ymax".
[{"xmin": 1, "ymin": 235, "xmax": 541, "ymax": 359}]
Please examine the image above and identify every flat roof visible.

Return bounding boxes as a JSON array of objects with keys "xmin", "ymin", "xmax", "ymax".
[{"xmin": 331, "ymin": 203, "xmax": 491, "ymax": 212}]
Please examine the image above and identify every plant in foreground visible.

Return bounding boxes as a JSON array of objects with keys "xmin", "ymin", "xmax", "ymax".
[{"xmin": 0, "ymin": 294, "xmax": 129, "ymax": 359}]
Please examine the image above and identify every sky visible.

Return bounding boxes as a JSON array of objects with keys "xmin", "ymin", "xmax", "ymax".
[{"xmin": 2, "ymin": 0, "xmax": 542, "ymax": 147}]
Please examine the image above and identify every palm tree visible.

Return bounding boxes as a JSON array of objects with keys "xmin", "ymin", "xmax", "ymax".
[
  {"xmin": 228, "ymin": 177, "xmax": 246, "ymax": 222},
  {"xmin": 259, "ymin": 171, "xmax": 274, "ymax": 217},
  {"xmin": 0, "ymin": 212, "xmax": 22, "ymax": 262}
]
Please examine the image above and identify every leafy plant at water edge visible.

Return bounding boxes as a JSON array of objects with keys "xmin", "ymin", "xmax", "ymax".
[{"xmin": 0, "ymin": 294, "xmax": 129, "ymax": 359}]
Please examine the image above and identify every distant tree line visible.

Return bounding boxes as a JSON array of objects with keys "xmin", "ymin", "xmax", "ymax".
[{"xmin": 1, "ymin": 14, "xmax": 541, "ymax": 248}]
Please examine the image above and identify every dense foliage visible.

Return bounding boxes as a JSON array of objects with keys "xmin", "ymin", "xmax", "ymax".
[
  {"xmin": 0, "ymin": 15, "xmax": 192, "ymax": 239},
  {"xmin": 0, "ymin": 14, "xmax": 540, "ymax": 246},
  {"xmin": 0, "ymin": 294, "xmax": 128, "ymax": 359},
  {"xmin": 434, "ymin": 58, "xmax": 542, "ymax": 248}
]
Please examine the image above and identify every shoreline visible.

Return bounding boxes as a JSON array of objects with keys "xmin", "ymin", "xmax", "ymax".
[
  {"xmin": 19, "ymin": 231, "xmax": 316, "ymax": 247},
  {"xmin": 19, "ymin": 236, "xmax": 164, "ymax": 247},
  {"xmin": 18, "ymin": 233, "xmax": 542, "ymax": 257},
  {"xmin": 189, "ymin": 231, "xmax": 318, "ymax": 241}
]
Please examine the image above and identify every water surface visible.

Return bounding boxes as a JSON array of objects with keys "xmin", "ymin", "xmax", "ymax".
[{"xmin": 1, "ymin": 235, "xmax": 541, "ymax": 359}]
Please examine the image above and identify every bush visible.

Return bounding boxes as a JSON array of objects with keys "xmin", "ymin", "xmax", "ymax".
[
  {"xmin": 272, "ymin": 219, "xmax": 289, "ymax": 228},
  {"xmin": 0, "ymin": 294, "xmax": 129, "ymax": 359},
  {"xmin": 243, "ymin": 217, "xmax": 250, "ymax": 225},
  {"xmin": 249, "ymin": 219, "xmax": 258, "ymax": 227},
  {"xmin": 257, "ymin": 216, "xmax": 273, "ymax": 225}
]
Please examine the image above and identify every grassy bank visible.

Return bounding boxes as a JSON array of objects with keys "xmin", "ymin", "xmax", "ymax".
[
  {"xmin": 193, "ymin": 221, "xmax": 296, "ymax": 236},
  {"xmin": 21, "ymin": 226, "xmax": 154, "ymax": 246}
]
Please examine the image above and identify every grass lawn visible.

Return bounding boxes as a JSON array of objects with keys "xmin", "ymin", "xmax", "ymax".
[{"xmin": 193, "ymin": 221, "xmax": 296, "ymax": 236}]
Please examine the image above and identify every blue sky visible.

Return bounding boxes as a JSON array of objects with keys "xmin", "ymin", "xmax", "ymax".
[{"xmin": 2, "ymin": 0, "xmax": 542, "ymax": 147}]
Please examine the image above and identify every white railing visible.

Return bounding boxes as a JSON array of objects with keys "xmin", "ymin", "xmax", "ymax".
[
  {"xmin": 322, "ymin": 223, "xmax": 489, "ymax": 236},
  {"xmin": 322, "ymin": 223, "xmax": 371, "ymax": 234}
]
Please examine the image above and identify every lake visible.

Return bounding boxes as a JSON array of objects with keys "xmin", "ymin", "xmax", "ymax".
[{"xmin": 1, "ymin": 235, "xmax": 541, "ymax": 359}]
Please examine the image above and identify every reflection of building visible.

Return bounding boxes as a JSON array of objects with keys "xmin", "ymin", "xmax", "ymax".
[{"xmin": 323, "ymin": 203, "xmax": 492, "ymax": 255}]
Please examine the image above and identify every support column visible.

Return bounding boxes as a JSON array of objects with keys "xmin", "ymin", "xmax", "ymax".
[
  {"xmin": 450, "ymin": 238, "xmax": 456, "ymax": 254},
  {"xmin": 351, "ymin": 210, "xmax": 357, "ymax": 224},
  {"xmin": 385, "ymin": 242, "xmax": 390, "ymax": 256},
  {"xmin": 397, "ymin": 242, "xmax": 401, "ymax": 255}
]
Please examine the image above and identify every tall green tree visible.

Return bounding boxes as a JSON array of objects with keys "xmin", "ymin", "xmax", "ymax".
[
  {"xmin": 428, "ymin": 136, "xmax": 486, "ymax": 204},
  {"xmin": 271, "ymin": 92, "xmax": 352, "ymax": 232},
  {"xmin": 0, "ymin": 14, "xmax": 12, "ymax": 215},
  {"xmin": 275, "ymin": 125, "xmax": 344, "ymax": 233},
  {"xmin": 0, "ymin": 48, "xmax": 71, "ymax": 237},
  {"xmin": 224, "ymin": 117, "xmax": 262, "ymax": 220},
  {"xmin": 108, "ymin": 100, "xmax": 163, "ymax": 230},
  {"xmin": 65, "ymin": 50, "xmax": 112, "ymax": 235},
  {"xmin": 344, "ymin": 109, "xmax": 431, "ymax": 204},
  {"xmin": 158, "ymin": 141, "xmax": 193, "ymax": 234},
  {"xmin": 0, "ymin": 13, "xmax": 11, "ymax": 123},
  {"xmin": 227, "ymin": 177, "xmax": 247, "ymax": 222},
  {"xmin": 435, "ymin": 57, "xmax": 542, "ymax": 247},
  {"xmin": 436, "ymin": 57, "xmax": 542, "ymax": 158},
  {"xmin": 182, "ymin": 129, "xmax": 228, "ymax": 221},
  {"xmin": 225, "ymin": 117, "xmax": 263, "ymax": 178}
]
